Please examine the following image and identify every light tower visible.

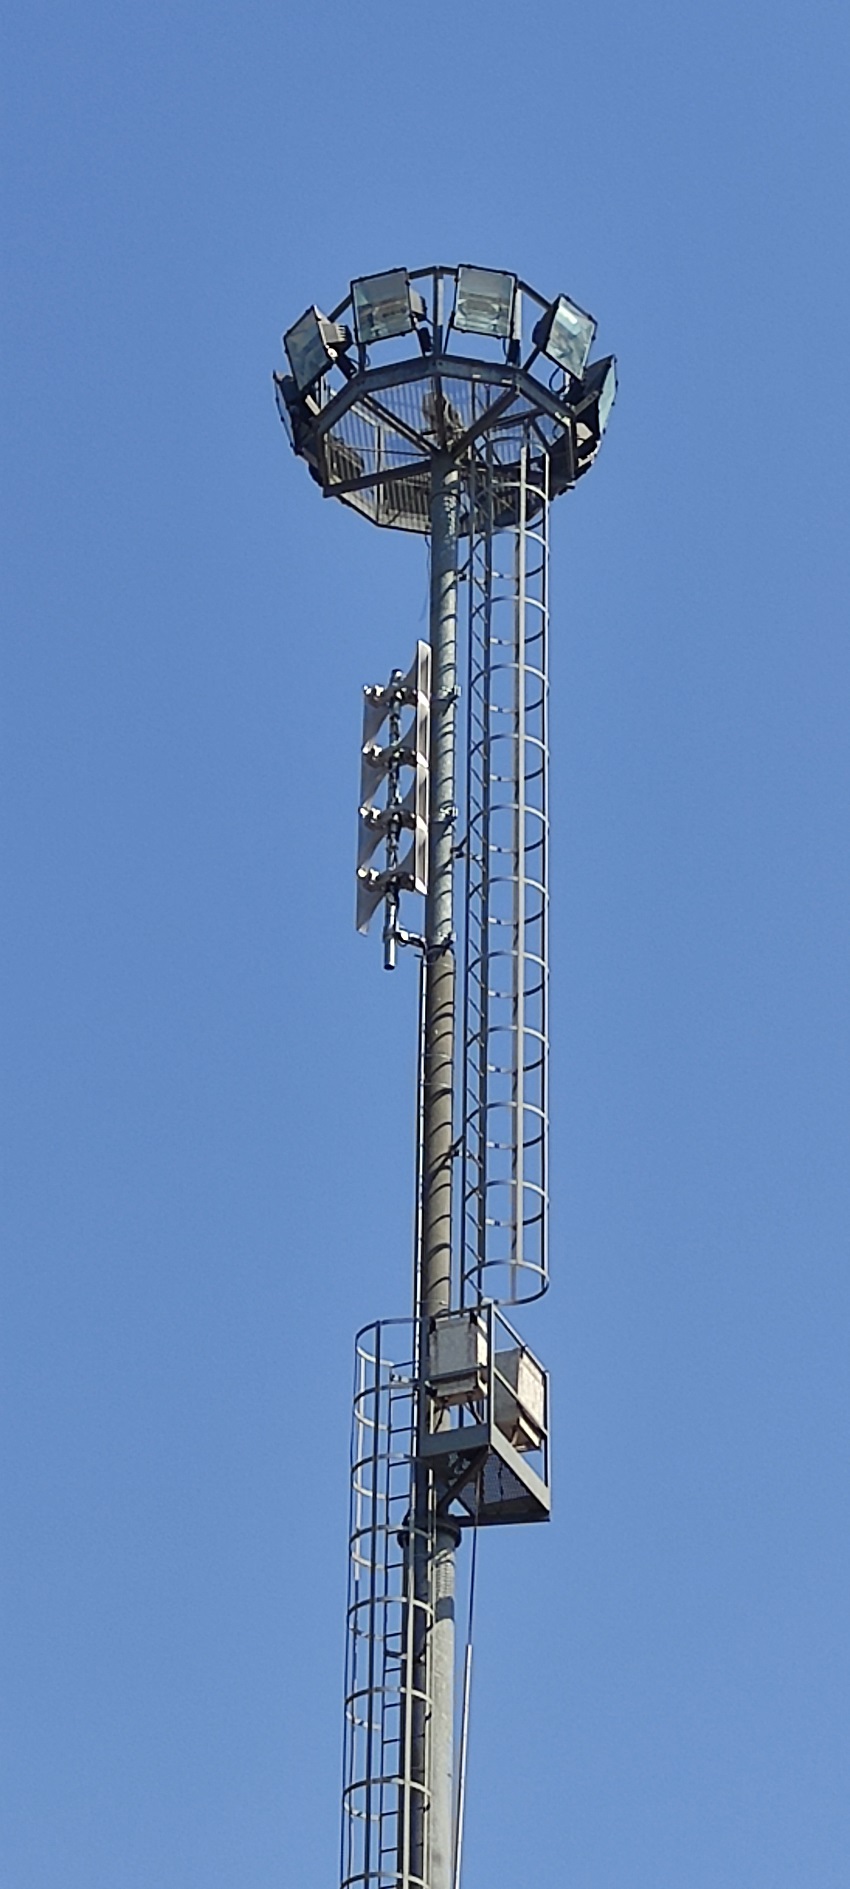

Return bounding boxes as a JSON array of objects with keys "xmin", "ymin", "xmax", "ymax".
[{"xmin": 274, "ymin": 264, "xmax": 615, "ymax": 1889}]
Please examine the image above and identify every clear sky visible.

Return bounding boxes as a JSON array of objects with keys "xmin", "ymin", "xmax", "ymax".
[{"xmin": 3, "ymin": 3, "xmax": 849, "ymax": 1886}]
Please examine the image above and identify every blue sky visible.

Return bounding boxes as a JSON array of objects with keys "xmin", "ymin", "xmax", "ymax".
[{"xmin": 3, "ymin": 3, "xmax": 849, "ymax": 1885}]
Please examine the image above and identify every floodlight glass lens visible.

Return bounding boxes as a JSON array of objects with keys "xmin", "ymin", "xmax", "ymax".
[
  {"xmin": 284, "ymin": 309, "xmax": 329, "ymax": 391},
  {"xmin": 352, "ymin": 270, "xmax": 413, "ymax": 343},
  {"xmin": 454, "ymin": 266, "xmax": 515, "ymax": 338},
  {"xmin": 597, "ymin": 361, "xmax": 617, "ymax": 435},
  {"xmin": 545, "ymin": 297, "xmax": 597, "ymax": 379},
  {"xmin": 274, "ymin": 376, "xmax": 297, "ymax": 445}
]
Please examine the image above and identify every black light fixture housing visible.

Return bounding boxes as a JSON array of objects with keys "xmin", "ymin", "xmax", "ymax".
[
  {"xmin": 351, "ymin": 269, "xmax": 427, "ymax": 345},
  {"xmin": 572, "ymin": 355, "xmax": 617, "ymax": 474},
  {"xmin": 284, "ymin": 306, "xmax": 353, "ymax": 392},
  {"xmin": 532, "ymin": 293, "xmax": 597, "ymax": 381},
  {"xmin": 453, "ymin": 265, "xmax": 517, "ymax": 340}
]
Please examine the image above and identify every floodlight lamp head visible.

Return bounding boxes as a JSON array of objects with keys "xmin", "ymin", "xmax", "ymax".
[
  {"xmin": 351, "ymin": 269, "xmax": 427, "ymax": 345},
  {"xmin": 572, "ymin": 354, "xmax": 618, "ymax": 475},
  {"xmin": 284, "ymin": 305, "xmax": 352, "ymax": 391},
  {"xmin": 273, "ymin": 371, "xmax": 323, "ymax": 469},
  {"xmin": 533, "ymin": 293, "xmax": 597, "ymax": 381},
  {"xmin": 453, "ymin": 265, "xmax": 516, "ymax": 339},
  {"xmin": 581, "ymin": 355, "xmax": 617, "ymax": 437},
  {"xmin": 273, "ymin": 373, "xmax": 299, "ymax": 446}
]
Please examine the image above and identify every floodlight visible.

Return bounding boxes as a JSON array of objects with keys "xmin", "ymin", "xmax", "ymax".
[
  {"xmin": 273, "ymin": 373, "xmax": 299, "ymax": 447},
  {"xmin": 571, "ymin": 356, "xmax": 617, "ymax": 477},
  {"xmin": 284, "ymin": 306, "xmax": 351, "ymax": 392},
  {"xmin": 453, "ymin": 266, "xmax": 516, "ymax": 339},
  {"xmin": 272, "ymin": 372, "xmax": 323, "ymax": 477},
  {"xmin": 533, "ymin": 294, "xmax": 597, "ymax": 380},
  {"xmin": 352, "ymin": 270, "xmax": 426, "ymax": 345},
  {"xmin": 548, "ymin": 422, "xmax": 577, "ymax": 498},
  {"xmin": 579, "ymin": 355, "xmax": 617, "ymax": 437}
]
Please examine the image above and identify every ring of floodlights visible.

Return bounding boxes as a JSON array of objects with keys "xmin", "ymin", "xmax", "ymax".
[{"xmin": 274, "ymin": 264, "xmax": 616, "ymax": 534}]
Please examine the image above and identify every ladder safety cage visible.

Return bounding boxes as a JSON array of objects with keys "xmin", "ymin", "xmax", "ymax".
[
  {"xmin": 343, "ymin": 1322, "xmax": 435, "ymax": 1889},
  {"xmin": 460, "ymin": 428, "xmax": 550, "ymax": 1309}
]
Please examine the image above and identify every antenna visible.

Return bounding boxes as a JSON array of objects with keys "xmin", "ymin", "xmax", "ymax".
[{"xmin": 274, "ymin": 263, "xmax": 616, "ymax": 1889}]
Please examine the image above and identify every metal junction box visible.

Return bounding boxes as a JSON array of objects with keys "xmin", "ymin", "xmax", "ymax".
[
  {"xmin": 493, "ymin": 1346, "xmax": 546, "ymax": 1453},
  {"xmin": 429, "ymin": 1311, "xmax": 488, "ymax": 1404}
]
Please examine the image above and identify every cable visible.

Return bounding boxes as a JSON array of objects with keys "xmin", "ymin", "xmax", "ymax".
[
  {"xmin": 412, "ymin": 948, "xmax": 427, "ymax": 1335},
  {"xmin": 452, "ymin": 1508, "xmax": 479, "ymax": 1889}
]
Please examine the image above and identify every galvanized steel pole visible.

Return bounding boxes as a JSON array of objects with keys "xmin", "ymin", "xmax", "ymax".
[
  {"xmin": 421, "ymin": 452, "xmax": 459, "ymax": 1323},
  {"xmin": 417, "ymin": 451, "xmax": 460, "ymax": 1889}
]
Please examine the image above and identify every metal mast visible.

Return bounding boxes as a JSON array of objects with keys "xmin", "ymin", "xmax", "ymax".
[
  {"xmin": 273, "ymin": 265, "xmax": 616, "ymax": 1889},
  {"xmin": 415, "ymin": 454, "xmax": 460, "ymax": 1889}
]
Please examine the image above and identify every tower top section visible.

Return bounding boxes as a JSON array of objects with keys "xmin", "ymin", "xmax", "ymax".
[{"xmin": 274, "ymin": 263, "xmax": 616, "ymax": 533}]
